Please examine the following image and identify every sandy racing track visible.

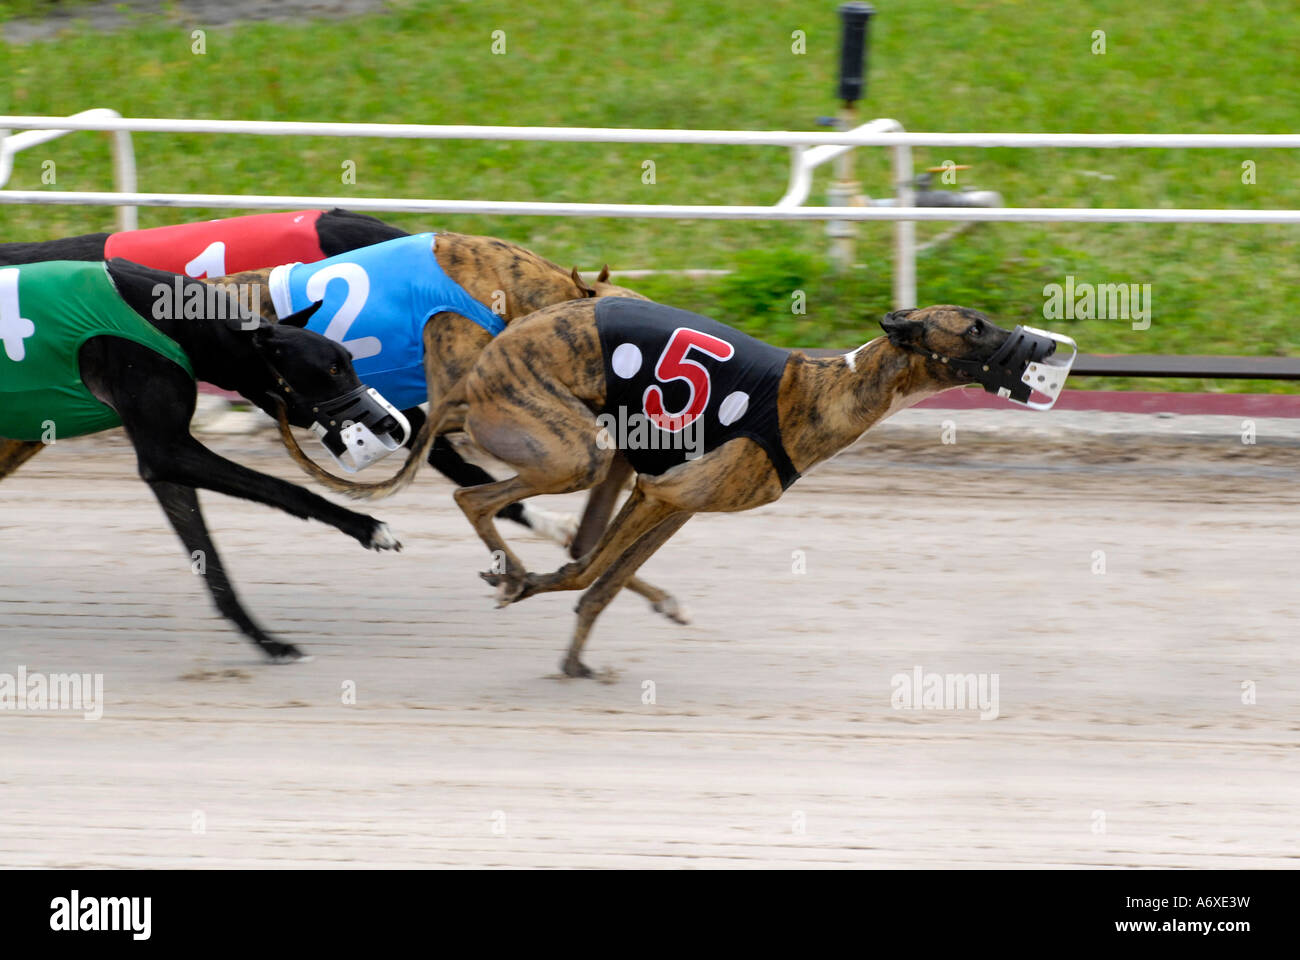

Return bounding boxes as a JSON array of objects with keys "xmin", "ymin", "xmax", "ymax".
[{"xmin": 2, "ymin": 424, "xmax": 1297, "ymax": 868}]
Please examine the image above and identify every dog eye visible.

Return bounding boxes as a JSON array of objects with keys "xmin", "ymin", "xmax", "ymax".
[
  {"xmin": 967, "ymin": 321, "xmax": 985, "ymax": 337},
  {"xmin": 329, "ymin": 365, "xmax": 340, "ymax": 377}
]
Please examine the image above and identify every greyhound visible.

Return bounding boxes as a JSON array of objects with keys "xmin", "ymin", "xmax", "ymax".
[
  {"xmin": 304, "ymin": 299, "xmax": 1075, "ymax": 677},
  {"xmin": 0, "ymin": 258, "xmax": 407, "ymax": 661},
  {"xmin": 0, "ymin": 207, "xmax": 406, "ymax": 271},
  {"xmin": 219, "ymin": 232, "xmax": 689, "ymax": 623},
  {"xmin": 1, "ymin": 212, "xmax": 679, "ymax": 614}
]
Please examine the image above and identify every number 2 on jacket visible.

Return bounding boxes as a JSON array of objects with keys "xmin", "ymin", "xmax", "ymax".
[{"xmin": 305, "ymin": 263, "xmax": 382, "ymax": 360}]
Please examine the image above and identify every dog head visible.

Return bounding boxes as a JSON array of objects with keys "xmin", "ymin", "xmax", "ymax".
[
  {"xmin": 245, "ymin": 304, "xmax": 410, "ymax": 471},
  {"xmin": 241, "ymin": 302, "xmax": 359, "ymax": 425},
  {"xmin": 880, "ymin": 305, "xmax": 1076, "ymax": 408},
  {"xmin": 880, "ymin": 305, "xmax": 1010, "ymax": 378}
]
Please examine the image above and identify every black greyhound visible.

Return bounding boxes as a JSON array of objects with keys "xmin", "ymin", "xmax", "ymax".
[
  {"xmin": 0, "ymin": 258, "xmax": 402, "ymax": 661},
  {"xmin": 0, "ymin": 209, "xmax": 549, "ymax": 536}
]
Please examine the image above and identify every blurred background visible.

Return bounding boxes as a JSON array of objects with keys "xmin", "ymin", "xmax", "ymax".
[{"xmin": 3, "ymin": 0, "xmax": 1299, "ymax": 390}]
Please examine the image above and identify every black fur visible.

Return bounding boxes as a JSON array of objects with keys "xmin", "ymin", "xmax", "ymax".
[
  {"xmin": 313, "ymin": 208, "xmax": 408, "ymax": 255},
  {"xmin": 0, "ymin": 233, "xmax": 110, "ymax": 265},
  {"xmin": 63, "ymin": 259, "xmax": 401, "ymax": 660}
]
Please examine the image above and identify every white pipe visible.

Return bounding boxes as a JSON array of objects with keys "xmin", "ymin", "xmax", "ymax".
[
  {"xmin": 0, "ymin": 131, "xmax": 11, "ymax": 188},
  {"xmin": 3, "ymin": 116, "xmax": 1299, "ymax": 148},
  {"xmin": 892, "ymin": 142, "xmax": 916, "ymax": 309},
  {"xmin": 3, "ymin": 190, "xmax": 1298, "ymax": 223},
  {"xmin": 777, "ymin": 146, "xmax": 810, "ymax": 208},
  {"xmin": 776, "ymin": 118, "xmax": 903, "ymax": 208},
  {"xmin": 0, "ymin": 109, "xmax": 138, "ymax": 228},
  {"xmin": 108, "ymin": 127, "xmax": 138, "ymax": 230}
]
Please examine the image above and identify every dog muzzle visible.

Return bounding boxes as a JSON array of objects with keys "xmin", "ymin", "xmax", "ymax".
[
  {"xmin": 958, "ymin": 325, "xmax": 1078, "ymax": 410},
  {"xmin": 306, "ymin": 386, "xmax": 411, "ymax": 473}
]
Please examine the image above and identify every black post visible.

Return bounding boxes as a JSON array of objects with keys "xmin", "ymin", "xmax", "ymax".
[{"xmin": 837, "ymin": 2, "xmax": 875, "ymax": 106}]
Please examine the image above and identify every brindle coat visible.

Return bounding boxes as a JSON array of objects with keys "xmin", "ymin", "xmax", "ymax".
[
  {"xmin": 224, "ymin": 233, "xmax": 687, "ymax": 622},
  {"xmin": 355, "ymin": 302, "xmax": 1023, "ymax": 677}
]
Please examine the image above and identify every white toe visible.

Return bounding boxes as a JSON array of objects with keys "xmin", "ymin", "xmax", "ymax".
[{"xmin": 369, "ymin": 522, "xmax": 401, "ymax": 551}]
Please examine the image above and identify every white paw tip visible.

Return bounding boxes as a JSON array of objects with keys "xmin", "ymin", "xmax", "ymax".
[
  {"xmin": 524, "ymin": 506, "xmax": 581, "ymax": 546},
  {"xmin": 370, "ymin": 523, "xmax": 401, "ymax": 551}
]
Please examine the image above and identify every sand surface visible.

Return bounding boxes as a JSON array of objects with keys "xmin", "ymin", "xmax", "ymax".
[{"xmin": 2, "ymin": 426, "xmax": 1297, "ymax": 867}]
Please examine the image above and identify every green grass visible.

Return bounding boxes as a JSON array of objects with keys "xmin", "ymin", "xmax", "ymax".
[{"xmin": 2, "ymin": 0, "xmax": 1299, "ymax": 391}]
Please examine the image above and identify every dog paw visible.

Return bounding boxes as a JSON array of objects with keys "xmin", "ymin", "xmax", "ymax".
[
  {"xmin": 521, "ymin": 504, "xmax": 580, "ymax": 548},
  {"xmin": 367, "ymin": 522, "xmax": 402, "ymax": 552},
  {"xmin": 652, "ymin": 595, "xmax": 692, "ymax": 625},
  {"xmin": 561, "ymin": 655, "xmax": 595, "ymax": 679},
  {"xmin": 480, "ymin": 569, "xmax": 527, "ymax": 605},
  {"xmin": 264, "ymin": 642, "xmax": 309, "ymax": 663}
]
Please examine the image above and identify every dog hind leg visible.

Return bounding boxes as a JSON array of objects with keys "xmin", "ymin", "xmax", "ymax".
[
  {"xmin": 148, "ymin": 480, "xmax": 304, "ymax": 661},
  {"xmin": 455, "ymin": 397, "xmax": 614, "ymax": 602},
  {"xmin": 0, "ymin": 440, "xmax": 44, "ymax": 482}
]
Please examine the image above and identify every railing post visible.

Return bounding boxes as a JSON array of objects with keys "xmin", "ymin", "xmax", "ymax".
[
  {"xmin": 0, "ymin": 130, "xmax": 13, "ymax": 188},
  {"xmin": 105, "ymin": 112, "xmax": 138, "ymax": 231},
  {"xmin": 892, "ymin": 141, "xmax": 916, "ymax": 308},
  {"xmin": 827, "ymin": 2, "xmax": 875, "ymax": 270}
]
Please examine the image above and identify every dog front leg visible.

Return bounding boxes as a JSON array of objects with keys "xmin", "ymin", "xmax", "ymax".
[
  {"xmin": 87, "ymin": 340, "xmax": 401, "ymax": 552},
  {"xmin": 512, "ymin": 484, "xmax": 680, "ymax": 602},
  {"xmin": 562, "ymin": 513, "xmax": 692, "ymax": 678},
  {"xmin": 567, "ymin": 456, "xmax": 688, "ymax": 623},
  {"xmin": 147, "ymin": 480, "xmax": 303, "ymax": 661},
  {"xmin": 135, "ymin": 435, "xmax": 400, "ymax": 552}
]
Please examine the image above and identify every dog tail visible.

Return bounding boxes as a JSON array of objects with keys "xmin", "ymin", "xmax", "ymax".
[{"xmin": 276, "ymin": 377, "xmax": 468, "ymax": 501}]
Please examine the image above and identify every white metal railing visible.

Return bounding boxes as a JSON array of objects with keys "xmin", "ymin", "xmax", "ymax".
[
  {"xmin": 2, "ymin": 114, "xmax": 1298, "ymax": 310},
  {"xmin": 4, "ymin": 116, "xmax": 1300, "ymax": 148},
  {"xmin": 0, "ymin": 109, "xmax": 137, "ymax": 230}
]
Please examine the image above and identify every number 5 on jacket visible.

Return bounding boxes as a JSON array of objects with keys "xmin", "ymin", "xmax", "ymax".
[{"xmin": 644, "ymin": 327, "xmax": 734, "ymax": 432}]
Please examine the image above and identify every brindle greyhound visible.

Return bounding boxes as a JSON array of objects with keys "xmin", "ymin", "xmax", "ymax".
[
  {"xmin": 300, "ymin": 301, "xmax": 1064, "ymax": 677},
  {"xmin": 222, "ymin": 234, "xmax": 689, "ymax": 624},
  {"xmin": 0, "ymin": 259, "xmax": 402, "ymax": 661}
]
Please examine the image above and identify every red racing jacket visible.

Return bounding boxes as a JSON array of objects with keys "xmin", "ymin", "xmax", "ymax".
[{"xmin": 103, "ymin": 210, "xmax": 327, "ymax": 279}]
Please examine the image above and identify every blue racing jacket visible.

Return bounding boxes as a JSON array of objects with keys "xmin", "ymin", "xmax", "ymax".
[{"xmin": 268, "ymin": 233, "xmax": 504, "ymax": 409}]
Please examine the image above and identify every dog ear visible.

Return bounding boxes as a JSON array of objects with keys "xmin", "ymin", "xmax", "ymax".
[
  {"xmin": 880, "ymin": 308, "xmax": 924, "ymax": 345},
  {"xmin": 571, "ymin": 267, "xmax": 596, "ymax": 298},
  {"xmin": 279, "ymin": 299, "xmax": 325, "ymax": 328},
  {"xmin": 597, "ymin": 264, "xmax": 611, "ymax": 283}
]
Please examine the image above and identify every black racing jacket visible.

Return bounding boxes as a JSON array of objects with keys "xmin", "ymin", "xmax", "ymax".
[{"xmin": 594, "ymin": 297, "xmax": 800, "ymax": 489}]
